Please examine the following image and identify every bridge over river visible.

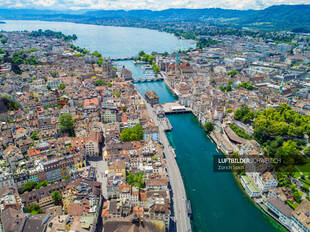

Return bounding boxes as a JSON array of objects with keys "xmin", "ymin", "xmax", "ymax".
[
  {"xmin": 132, "ymin": 77, "xmax": 164, "ymax": 83},
  {"xmin": 110, "ymin": 56, "xmax": 135, "ymax": 61}
]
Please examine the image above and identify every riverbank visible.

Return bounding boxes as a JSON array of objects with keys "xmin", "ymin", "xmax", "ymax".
[
  {"xmin": 0, "ymin": 20, "xmax": 284, "ymax": 232},
  {"xmin": 160, "ymin": 72, "xmax": 181, "ymax": 97},
  {"xmin": 232, "ymin": 171, "xmax": 288, "ymax": 232},
  {"xmin": 158, "ymin": 64, "xmax": 286, "ymax": 231},
  {"xmin": 136, "ymin": 90, "xmax": 192, "ymax": 232},
  {"xmin": 208, "ymin": 126, "xmax": 288, "ymax": 232}
]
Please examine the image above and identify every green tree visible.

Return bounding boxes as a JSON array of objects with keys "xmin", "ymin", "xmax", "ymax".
[
  {"xmin": 2, "ymin": 95, "xmax": 19, "ymax": 111},
  {"xmin": 46, "ymin": 85, "xmax": 51, "ymax": 90},
  {"xmin": 35, "ymin": 180, "xmax": 48, "ymax": 189},
  {"xmin": 293, "ymin": 191, "xmax": 302, "ymax": 203},
  {"xmin": 94, "ymin": 79, "xmax": 106, "ymax": 86},
  {"xmin": 234, "ymin": 105, "xmax": 254, "ymax": 124},
  {"xmin": 138, "ymin": 50, "xmax": 145, "ymax": 57},
  {"xmin": 92, "ymin": 51, "xmax": 102, "ymax": 57},
  {"xmin": 26, "ymin": 56, "xmax": 39, "ymax": 65},
  {"xmin": 226, "ymin": 108, "xmax": 233, "ymax": 113},
  {"xmin": 11, "ymin": 51, "xmax": 25, "ymax": 65},
  {"xmin": 25, "ymin": 204, "xmax": 43, "ymax": 214},
  {"xmin": 196, "ymin": 38, "xmax": 218, "ymax": 49},
  {"xmin": 51, "ymin": 191, "xmax": 62, "ymax": 205},
  {"xmin": 31, "ymin": 131, "xmax": 40, "ymax": 140},
  {"xmin": 228, "ymin": 70, "xmax": 239, "ymax": 77},
  {"xmin": 238, "ymin": 81, "xmax": 254, "ymax": 90},
  {"xmin": 230, "ymin": 124, "xmax": 253, "ymax": 140},
  {"xmin": 1, "ymin": 38, "xmax": 7, "ymax": 44},
  {"xmin": 121, "ymin": 106, "xmax": 127, "ymax": 112},
  {"xmin": 127, "ymin": 171, "xmax": 144, "ymax": 188},
  {"xmin": 254, "ymin": 126, "xmax": 271, "ymax": 144},
  {"xmin": 275, "ymin": 140, "xmax": 306, "ymax": 166},
  {"xmin": 302, "ymin": 184, "xmax": 310, "ymax": 192},
  {"xmin": 58, "ymin": 83, "xmax": 66, "ymax": 90},
  {"xmin": 120, "ymin": 124, "xmax": 144, "ymax": 142},
  {"xmin": 304, "ymin": 147, "xmax": 310, "ymax": 158},
  {"xmin": 204, "ymin": 122, "xmax": 214, "ymax": 133},
  {"xmin": 22, "ymin": 182, "xmax": 36, "ymax": 193},
  {"xmin": 59, "ymin": 113, "xmax": 75, "ymax": 136},
  {"xmin": 97, "ymin": 56, "xmax": 103, "ymax": 66},
  {"xmin": 51, "ymin": 71, "xmax": 58, "ymax": 77},
  {"xmin": 152, "ymin": 62, "xmax": 160, "ymax": 74}
]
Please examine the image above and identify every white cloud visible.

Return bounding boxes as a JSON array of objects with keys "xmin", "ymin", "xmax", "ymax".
[{"xmin": 0, "ymin": 0, "xmax": 309, "ymax": 10}]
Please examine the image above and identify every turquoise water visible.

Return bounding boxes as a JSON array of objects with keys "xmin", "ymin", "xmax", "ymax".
[
  {"xmin": 115, "ymin": 60, "xmax": 177, "ymax": 104},
  {"xmin": 1, "ymin": 20, "xmax": 282, "ymax": 232},
  {"xmin": 166, "ymin": 114, "xmax": 282, "ymax": 232},
  {"xmin": 0, "ymin": 20, "xmax": 195, "ymax": 57},
  {"xmin": 135, "ymin": 81, "xmax": 177, "ymax": 104}
]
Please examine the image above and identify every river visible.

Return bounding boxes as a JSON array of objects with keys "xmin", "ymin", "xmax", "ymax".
[{"xmin": 1, "ymin": 20, "xmax": 283, "ymax": 232}]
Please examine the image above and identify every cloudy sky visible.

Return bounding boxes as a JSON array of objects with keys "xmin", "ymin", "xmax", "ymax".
[{"xmin": 1, "ymin": 0, "xmax": 309, "ymax": 10}]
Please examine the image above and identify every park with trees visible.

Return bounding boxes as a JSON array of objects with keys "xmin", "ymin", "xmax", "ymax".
[
  {"xmin": 59, "ymin": 113, "xmax": 75, "ymax": 136},
  {"xmin": 52, "ymin": 191, "xmax": 62, "ymax": 205},
  {"xmin": 234, "ymin": 103, "xmax": 310, "ymax": 174},
  {"xmin": 21, "ymin": 180, "xmax": 49, "ymax": 193},
  {"xmin": 126, "ymin": 171, "xmax": 144, "ymax": 189},
  {"xmin": 203, "ymin": 121, "xmax": 214, "ymax": 133},
  {"xmin": 135, "ymin": 50, "xmax": 160, "ymax": 74},
  {"xmin": 237, "ymin": 81, "xmax": 254, "ymax": 90},
  {"xmin": 120, "ymin": 124, "xmax": 144, "ymax": 142}
]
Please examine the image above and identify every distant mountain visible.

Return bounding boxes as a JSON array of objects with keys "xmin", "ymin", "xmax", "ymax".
[{"xmin": 0, "ymin": 5, "xmax": 309, "ymax": 32}]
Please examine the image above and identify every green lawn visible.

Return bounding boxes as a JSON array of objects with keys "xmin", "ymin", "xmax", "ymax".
[
  {"xmin": 301, "ymin": 178, "xmax": 310, "ymax": 185},
  {"xmin": 286, "ymin": 200, "xmax": 299, "ymax": 210},
  {"xmin": 296, "ymin": 161, "xmax": 310, "ymax": 176},
  {"xmin": 293, "ymin": 172, "xmax": 301, "ymax": 178},
  {"xmin": 229, "ymin": 124, "xmax": 253, "ymax": 140}
]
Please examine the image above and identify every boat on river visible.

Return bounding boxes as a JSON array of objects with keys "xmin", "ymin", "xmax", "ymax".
[{"xmin": 186, "ymin": 200, "xmax": 193, "ymax": 219}]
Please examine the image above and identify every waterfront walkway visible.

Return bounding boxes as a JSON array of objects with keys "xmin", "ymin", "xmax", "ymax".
[
  {"xmin": 160, "ymin": 71, "xmax": 181, "ymax": 97},
  {"xmin": 142, "ymin": 93, "xmax": 192, "ymax": 232}
]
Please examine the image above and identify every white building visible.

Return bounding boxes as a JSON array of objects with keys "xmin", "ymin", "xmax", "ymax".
[
  {"xmin": 85, "ymin": 139, "xmax": 99, "ymax": 157},
  {"xmin": 256, "ymin": 172, "xmax": 278, "ymax": 193},
  {"xmin": 263, "ymin": 197, "xmax": 292, "ymax": 230},
  {"xmin": 240, "ymin": 175, "xmax": 261, "ymax": 198}
]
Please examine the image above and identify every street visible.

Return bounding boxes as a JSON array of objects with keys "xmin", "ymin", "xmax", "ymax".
[
  {"xmin": 90, "ymin": 94, "xmax": 192, "ymax": 232},
  {"xmin": 89, "ymin": 157, "xmax": 108, "ymax": 199},
  {"xmin": 144, "ymin": 99, "xmax": 192, "ymax": 232}
]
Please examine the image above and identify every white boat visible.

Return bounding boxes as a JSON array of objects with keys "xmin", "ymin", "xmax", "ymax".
[{"xmin": 134, "ymin": 60, "xmax": 146, "ymax": 64}]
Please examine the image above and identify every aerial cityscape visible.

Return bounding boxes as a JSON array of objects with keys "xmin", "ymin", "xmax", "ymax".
[{"xmin": 0, "ymin": 1, "xmax": 310, "ymax": 232}]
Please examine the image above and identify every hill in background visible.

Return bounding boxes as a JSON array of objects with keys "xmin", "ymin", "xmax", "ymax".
[{"xmin": 0, "ymin": 5, "xmax": 309, "ymax": 32}]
